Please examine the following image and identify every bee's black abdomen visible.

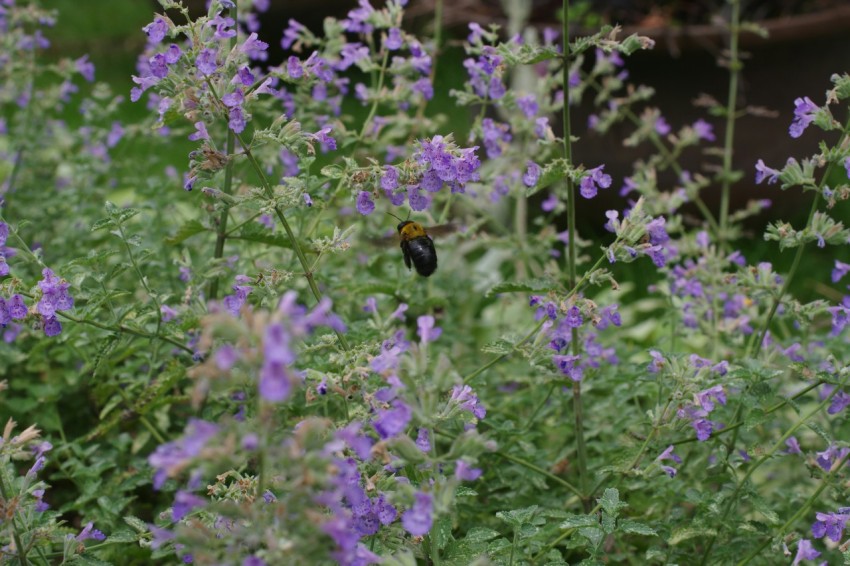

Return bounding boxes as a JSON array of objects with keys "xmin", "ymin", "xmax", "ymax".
[{"xmin": 404, "ymin": 236, "xmax": 437, "ymax": 277}]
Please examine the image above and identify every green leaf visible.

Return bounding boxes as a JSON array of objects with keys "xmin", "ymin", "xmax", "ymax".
[
  {"xmin": 123, "ymin": 515, "xmax": 148, "ymax": 533},
  {"xmin": 455, "ymin": 486, "xmax": 478, "ymax": 497},
  {"xmin": 104, "ymin": 529, "xmax": 139, "ymax": 543},
  {"xmin": 748, "ymin": 493, "xmax": 780, "ymax": 525},
  {"xmin": 166, "ymin": 219, "xmax": 209, "ymax": 245},
  {"xmin": 559, "ymin": 515, "xmax": 598, "ymax": 529},
  {"xmin": 460, "ymin": 527, "xmax": 500, "ymax": 544},
  {"xmin": 578, "ymin": 526, "xmax": 605, "ymax": 548},
  {"xmin": 481, "ymin": 339, "xmax": 513, "ymax": 355},
  {"xmin": 321, "ymin": 164, "xmax": 345, "ymax": 179},
  {"xmin": 668, "ymin": 526, "xmax": 717, "ymax": 545},
  {"xmin": 486, "ymin": 278, "xmax": 554, "ymax": 297},
  {"xmin": 496, "ymin": 505, "xmax": 539, "ymax": 527},
  {"xmin": 618, "ymin": 519, "xmax": 658, "ymax": 536},
  {"xmin": 598, "ymin": 488, "xmax": 626, "ymax": 515}
]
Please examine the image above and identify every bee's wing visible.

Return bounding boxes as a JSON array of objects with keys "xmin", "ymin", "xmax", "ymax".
[
  {"xmin": 367, "ymin": 229, "xmax": 402, "ymax": 248},
  {"xmin": 424, "ymin": 223, "xmax": 458, "ymax": 238}
]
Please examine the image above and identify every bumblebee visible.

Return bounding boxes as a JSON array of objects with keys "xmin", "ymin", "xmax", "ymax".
[
  {"xmin": 385, "ymin": 212, "xmax": 456, "ymax": 277},
  {"xmin": 396, "ymin": 219, "xmax": 438, "ymax": 277}
]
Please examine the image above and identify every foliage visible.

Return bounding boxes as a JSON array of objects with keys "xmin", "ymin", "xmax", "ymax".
[{"xmin": 1, "ymin": 0, "xmax": 849, "ymax": 564}]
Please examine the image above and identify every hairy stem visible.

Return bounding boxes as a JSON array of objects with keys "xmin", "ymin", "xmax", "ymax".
[
  {"xmin": 718, "ymin": 0, "xmax": 741, "ymax": 244},
  {"xmin": 562, "ymin": 0, "xmax": 589, "ymax": 506}
]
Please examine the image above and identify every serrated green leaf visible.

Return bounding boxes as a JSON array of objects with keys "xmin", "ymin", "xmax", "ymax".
[
  {"xmin": 461, "ymin": 527, "xmax": 501, "ymax": 544},
  {"xmin": 90, "ymin": 217, "xmax": 113, "ymax": 232},
  {"xmin": 668, "ymin": 526, "xmax": 716, "ymax": 545},
  {"xmin": 578, "ymin": 526, "xmax": 605, "ymax": 548},
  {"xmin": 166, "ymin": 219, "xmax": 209, "ymax": 245},
  {"xmin": 748, "ymin": 493, "xmax": 780, "ymax": 525},
  {"xmin": 486, "ymin": 278, "xmax": 554, "ymax": 297},
  {"xmin": 559, "ymin": 515, "xmax": 598, "ymax": 529},
  {"xmin": 103, "ymin": 529, "xmax": 139, "ymax": 543},
  {"xmin": 321, "ymin": 164, "xmax": 345, "ymax": 179},
  {"xmin": 455, "ymin": 486, "xmax": 478, "ymax": 497},
  {"xmin": 124, "ymin": 515, "xmax": 148, "ymax": 533},
  {"xmin": 496, "ymin": 505, "xmax": 538, "ymax": 527},
  {"xmin": 599, "ymin": 488, "xmax": 625, "ymax": 515},
  {"xmin": 618, "ymin": 519, "xmax": 657, "ymax": 536},
  {"xmin": 481, "ymin": 339, "xmax": 513, "ymax": 355},
  {"xmin": 230, "ymin": 223, "xmax": 295, "ymax": 250}
]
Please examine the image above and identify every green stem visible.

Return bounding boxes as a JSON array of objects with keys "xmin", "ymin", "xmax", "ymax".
[
  {"xmin": 718, "ymin": 0, "xmax": 741, "ymax": 245},
  {"xmin": 562, "ymin": 1, "xmax": 588, "ymax": 503},
  {"xmin": 207, "ymin": 0, "xmax": 238, "ymax": 300},
  {"xmin": 56, "ymin": 309, "xmax": 193, "ymax": 354},
  {"xmin": 116, "ymin": 221, "xmax": 163, "ymax": 338}
]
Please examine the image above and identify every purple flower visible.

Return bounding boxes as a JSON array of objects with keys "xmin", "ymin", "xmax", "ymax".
[
  {"xmin": 692, "ymin": 418, "xmax": 715, "ymax": 442},
  {"xmin": 693, "ymin": 118, "xmax": 715, "ymax": 141},
  {"xmin": 187, "ymin": 122, "xmax": 210, "ymax": 144},
  {"xmin": 828, "ymin": 389, "xmax": 850, "ymax": 415},
  {"xmin": 450, "ymin": 385, "xmax": 486, "ymax": 419},
  {"xmin": 553, "ymin": 354, "xmax": 583, "ymax": 381},
  {"xmin": 523, "ymin": 161, "xmax": 541, "ymax": 187},
  {"xmin": 579, "ymin": 165, "xmax": 612, "ymax": 199},
  {"xmin": 228, "ymin": 107, "xmax": 246, "ymax": 133},
  {"xmin": 789, "ymin": 96, "xmax": 818, "ymax": 138},
  {"xmin": 196, "ymin": 48, "xmax": 218, "ymax": 76},
  {"xmin": 241, "ymin": 32, "xmax": 268, "ymax": 60},
  {"xmin": 373, "ymin": 400, "xmax": 412, "ymax": 439},
  {"xmin": 792, "ymin": 539, "xmax": 820, "ymax": 565},
  {"xmin": 542, "ymin": 193, "xmax": 558, "ymax": 212},
  {"xmin": 845, "ymin": 156, "xmax": 850, "ymax": 179},
  {"xmin": 654, "ymin": 115, "xmax": 671, "ymax": 135},
  {"xmin": 832, "ymin": 260, "xmax": 850, "ymax": 283},
  {"xmin": 410, "ymin": 428, "xmax": 429, "ymax": 453},
  {"xmin": 417, "ymin": 315, "xmax": 442, "ymax": 343},
  {"xmin": 8, "ymin": 294, "xmax": 27, "ymax": 319},
  {"xmin": 37, "ymin": 268, "xmax": 73, "ymax": 318},
  {"xmin": 811, "ymin": 510, "xmax": 850, "ymax": 542},
  {"xmin": 517, "ymin": 94, "xmax": 538, "ymax": 118},
  {"xmin": 143, "ymin": 17, "xmax": 168, "ymax": 43},
  {"xmin": 754, "ymin": 159, "xmax": 780, "ymax": 185},
  {"xmin": 76, "ymin": 522, "xmax": 106, "ymax": 542},
  {"xmin": 455, "ymin": 459, "xmax": 483, "ymax": 481},
  {"xmin": 815, "ymin": 444, "xmax": 849, "ymax": 471},
  {"xmin": 356, "ymin": 191, "xmax": 375, "ymax": 215},
  {"xmin": 381, "ymin": 166, "xmax": 399, "ymax": 192},
  {"xmin": 43, "ymin": 317, "xmax": 62, "ymax": 337},
  {"xmin": 657, "ymin": 445, "xmax": 682, "ymax": 477},
  {"xmin": 213, "ymin": 344, "xmax": 239, "ymax": 371},
  {"xmin": 75, "ymin": 55, "xmax": 95, "ymax": 82},
  {"xmin": 311, "ymin": 126, "xmax": 337, "ymax": 151},
  {"xmin": 565, "ymin": 306, "xmax": 582, "ymax": 328},
  {"xmin": 233, "ymin": 66, "xmax": 255, "ymax": 86},
  {"xmin": 287, "ymin": 56, "xmax": 303, "ymax": 78},
  {"xmin": 281, "ymin": 19, "xmax": 305, "ymax": 49},
  {"xmin": 148, "ymin": 419, "xmax": 219, "ymax": 489},
  {"xmin": 696, "ymin": 385, "xmax": 726, "ymax": 412},
  {"xmin": 172, "ymin": 491, "xmax": 207, "ymax": 522},
  {"xmin": 785, "ymin": 436, "xmax": 802, "ymax": 455},
  {"xmin": 402, "ymin": 491, "xmax": 433, "ymax": 536},
  {"xmin": 385, "ymin": 27, "xmax": 403, "ymax": 50}
]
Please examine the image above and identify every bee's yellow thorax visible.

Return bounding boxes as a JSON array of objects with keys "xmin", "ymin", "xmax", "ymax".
[{"xmin": 400, "ymin": 222, "xmax": 427, "ymax": 240}]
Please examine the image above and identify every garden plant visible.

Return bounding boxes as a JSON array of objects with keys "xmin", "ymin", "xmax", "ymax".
[{"xmin": 1, "ymin": 0, "xmax": 850, "ymax": 563}]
